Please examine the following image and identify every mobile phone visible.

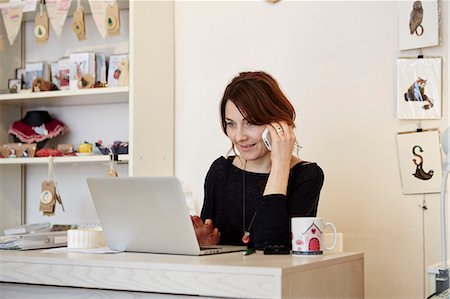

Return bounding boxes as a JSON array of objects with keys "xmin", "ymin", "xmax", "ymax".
[
  {"xmin": 263, "ymin": 245, "xmax": 290, "ymax": 255},
  {"xmin": 262, "ymin": 128, "xmax": 272, "ymax": 151}
]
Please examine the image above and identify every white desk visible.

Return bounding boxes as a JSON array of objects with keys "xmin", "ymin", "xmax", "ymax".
[{"xmin": 0, "ymin": 250, "xmax": 364, "ymax": 298}]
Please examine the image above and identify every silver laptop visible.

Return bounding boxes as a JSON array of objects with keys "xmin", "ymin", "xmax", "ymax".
[{"xmin": 87, "ymin": 176, "xmax": 247, "ymax": 255}]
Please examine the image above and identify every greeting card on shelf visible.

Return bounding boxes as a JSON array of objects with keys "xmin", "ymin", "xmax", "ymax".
[
  {"xmin": 69, "ymin": 52, "xmax": 95, "ymax": 90},
  {"xmin": 107, "ymin": 54, "xmax": 128, "ymax": 87},
  {"xmin": 96, "ymin": 53, "xmax": 107, "ymax": 83},
  {"xmin": 24, "ymin": 62, "xmax": 50, "ymax": 90},
  {"xmin": 50, "ymin": 61, "xmax": 60, "ymax": 89},
  {"xmin": 58, "ymin": 57, "xmax": 70, "ymax": 90}
]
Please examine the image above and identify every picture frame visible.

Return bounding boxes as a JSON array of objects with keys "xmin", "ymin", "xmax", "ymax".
[
  {"xmin": 398, "ymin": 0, "xmax": 439, "ymax": 50},
  {"xmin": 8, "ymin": 79, "xmax": 22, "ymax": 93},
  {"xmin": 15, "ymin": 68, "xmax": 25, "ymax": 86},
  {"xmin": 397, "ymin": 58, "xmax": 442, "ymax": 119},
  {"xmin": 396, "ymin": 130, "xmax": 442, "ymax": 194}
]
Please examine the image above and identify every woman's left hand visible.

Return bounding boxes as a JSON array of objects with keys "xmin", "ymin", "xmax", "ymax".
[
  {"xmin": 266, "ymin": 121, "xmax": 296, "ymax": 167},
  {"xmin": 263, "ymin": 121, "xmax": 296, "ymax": 196}
]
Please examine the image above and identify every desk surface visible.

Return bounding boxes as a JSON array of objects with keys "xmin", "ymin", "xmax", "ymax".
[{"xmin": 0, "ymin": 250, "xmax": 364, "ymax": 298}]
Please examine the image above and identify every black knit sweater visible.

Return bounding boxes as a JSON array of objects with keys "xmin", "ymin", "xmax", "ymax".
[{"xmin": 200, "ymin": 156, "xmax": 324, "ymax": 249}]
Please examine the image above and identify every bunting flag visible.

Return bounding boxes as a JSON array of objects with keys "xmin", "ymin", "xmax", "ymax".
[
  {"xmin": 46, "ymin": 0, "xmax": 72, "ymax": 37},
  {"xmin": 1, "ymin": 3, "xmax": 24, "ymax": 45},
  {"xmin": 23, "ymin": 0, "xmax": 38, "ymax": 13},
  {"xmin": 0, "ymin": 34, "xmax": 5, "ymax": 51},
  {"xmin": 88, "ymin": 0, "xmax": 108, "ymax": 39}
]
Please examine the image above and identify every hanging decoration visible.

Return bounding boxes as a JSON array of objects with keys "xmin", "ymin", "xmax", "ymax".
[
  {"xmin": 88, "ymin": 0, "xmax": 108, "ymax": 39},
  {"xmin": 34, "ymin": 1, "xmax": 49, "ymax": 44},
  {"xmin": 40, "ymin": 157, "xmax": 65, "ymax": 216},
  {"xmin": 397, "ymin": 57, "xmax": 442, "ymax": 120},
  {"xmin": 1, "ymin": 2, "xmax": 24, "ymax": 45},
  {"xmin": 396, "ymin": 129, "xmax": 442, "ymax": 194},
  {"xmin": 398, "ymin": 0, "xmax": 439, "ymax": 50},
  {"xmin": 72, "ymin": 0, "xmax": 85, "ymax": 41},
  {"xmin": 105, "ymin": 1, "xmax": 120, "ymax": 36},
  {"xmin": 107, "ymin": 150, "xmax": 118, "ymax": 177},
  {"xmin": 46, "ymin": 0, "xmax": 72, "ymax": 37},
  {"xmin": 0, "ymin": 34, "xmax": 5, "ymax": 51},
  {"xmin": 23, "ymin": 0, "xmax": 39, "ymax": 12}
]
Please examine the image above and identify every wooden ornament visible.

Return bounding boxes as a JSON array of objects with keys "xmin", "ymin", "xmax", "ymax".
[
  {"xmin": 35, "ymin": 11, "xmax": 49, "ymax": 44},
  {"xmin": 72, "ymin": 8, "xmax": 86, "ymax": 41},
  {"xmin": 105, "ymin": 3, "xmax": 120, "ymax": 36},
  {"xmin": 108, "ymin": 168, "xmax": 118, "ymax": 177},
  {"xmin": 108, "ymin": 155, "xmax": 118, "ymax": 177},
  {"xmin": 78, "ymin": 74, "xmax": 94, "ymax": 89},
  {"xmin": 40, "ymin": 180, "xmax": 56, "ymax": 215}
]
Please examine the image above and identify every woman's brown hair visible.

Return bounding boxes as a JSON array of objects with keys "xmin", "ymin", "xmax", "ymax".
[{"xmin": 219, "ymin": 71, "xmax": 296, "ymax": 135}]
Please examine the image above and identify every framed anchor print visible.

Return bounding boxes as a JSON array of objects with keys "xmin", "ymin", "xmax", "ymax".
[{"xmin": 397, "ymin": 129, "xmax": 442, "ymax": 194}]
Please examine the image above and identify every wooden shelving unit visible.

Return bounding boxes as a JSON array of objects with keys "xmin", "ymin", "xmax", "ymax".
[
  {"xmin": 0, "ymin": 0, "xmax": 174, "ymax": 233},
  {"xmin": 0, "ymin": 154, "xmax": 129, "ymax": 165},
  {"xmin": 0, "ymin": 87, "xmax": 129, "ymax": 107}
]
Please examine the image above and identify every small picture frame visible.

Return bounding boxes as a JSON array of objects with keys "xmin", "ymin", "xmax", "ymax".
[
  {"xmin": 397, "ymin": 58, "xmax": 442, "ymax": 119},
  {"xmin": 397, "ymin": 130, "xmax": 442, "ymax": 194},
  {"xmin": 16, "ymin": 68, "xmax": 25, "ymax": 86},
  {"xmin": 8, "ymin": 79, "xmax": 22, "ymax": 93}
]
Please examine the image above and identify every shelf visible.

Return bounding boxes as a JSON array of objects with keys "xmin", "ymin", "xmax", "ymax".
[
  {"xmin": 0, "ymin": 87, "xmax": 129, "ymax": 107},
  {"xmin": 0, "ymin": 154, "xmax": 129, "ymax": 165}
]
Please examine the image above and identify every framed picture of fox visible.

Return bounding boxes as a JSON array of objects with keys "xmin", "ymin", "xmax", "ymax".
[{"xmin": 397, "ymin": 58, "xmax": 442, "ymax": 119}]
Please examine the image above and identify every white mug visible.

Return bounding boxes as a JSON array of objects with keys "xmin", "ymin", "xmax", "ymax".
[{"xmin": 291, "ymin": 217, "xmax": 337, "ymax": 256}]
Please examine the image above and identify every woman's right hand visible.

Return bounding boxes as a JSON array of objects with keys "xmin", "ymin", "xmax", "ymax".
[{"xmin": 191, "ymin": 215, "xmax": 221, "ymax": 246}]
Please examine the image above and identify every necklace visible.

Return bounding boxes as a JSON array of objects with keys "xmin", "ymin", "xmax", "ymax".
[{"xmin": 242, "ymin": 160, "xmax": 257, "ymax": 244}]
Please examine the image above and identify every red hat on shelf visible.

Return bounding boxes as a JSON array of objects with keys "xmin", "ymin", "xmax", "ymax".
[{"xmin": 8, "ymin": 111, "xmax": 65, "ymax": 147}]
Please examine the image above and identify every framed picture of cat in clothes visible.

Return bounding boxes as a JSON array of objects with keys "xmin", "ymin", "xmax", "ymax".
[
  {"xmin": 397, "ymin": 130, "xmax": 442, "ymax": 194},
  {"xmin": 397, "ymin": 58, "xmax": 442, "ymax": 119}
]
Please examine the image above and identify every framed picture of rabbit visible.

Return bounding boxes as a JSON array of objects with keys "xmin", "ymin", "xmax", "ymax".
[
  {"xmin": 397, "ymin": 58, "xmax": 442, "ymax": 119},
  {"xmin": 398, "ymin": 0, "xmax": 439, "ymax": 50},
  {"xmin": 397, "ymin": 130, "xmax": 442, "ymax": 194}
]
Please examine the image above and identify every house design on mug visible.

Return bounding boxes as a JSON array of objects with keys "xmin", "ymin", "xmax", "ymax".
[{"xmin": 302, "ymin": 222, "xmax": 323, "ymax": 252}]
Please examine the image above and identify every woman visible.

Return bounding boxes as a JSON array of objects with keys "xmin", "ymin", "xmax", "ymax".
[{"xmin": 192, "ymin": 71, "xmax": 324, "ymax": 249}]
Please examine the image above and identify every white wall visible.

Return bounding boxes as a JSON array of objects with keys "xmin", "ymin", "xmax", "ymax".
[{"xmin": 174, "ymin": 1, "xmax": 448, "ymax": 298}]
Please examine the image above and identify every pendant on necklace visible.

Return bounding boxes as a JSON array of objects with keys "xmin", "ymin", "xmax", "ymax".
[{"xmin": 242, "ymin": 231, "xmax": 251, "ymax": 244}]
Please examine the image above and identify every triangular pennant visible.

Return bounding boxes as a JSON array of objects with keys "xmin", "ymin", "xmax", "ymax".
[
  {"xmin": 1, "ymin": 4, "xmax": 24, "ymax": 45},
  {"xmin": 46, "ymin": 0, "xmax": 72, "ymax": 37},
  {"xmin": 0, "ymin": 34, "xmax": 5, "ymax": 51},
  {"xmin": 23, "ymin": 0, "xmax": 38, "ymax": 13},
  {"xmin": 88, "ymin": 0, "xmax": 108, "ymax": 39}
]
